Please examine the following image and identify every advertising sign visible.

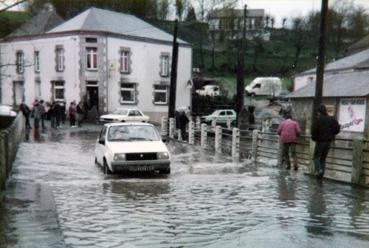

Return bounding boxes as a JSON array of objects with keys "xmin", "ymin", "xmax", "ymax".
[{"xmin": 338, "ymin": 99, "xmax": 366, "ymax": 132}]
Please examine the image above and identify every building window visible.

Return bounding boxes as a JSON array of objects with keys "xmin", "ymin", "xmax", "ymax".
[
  {"xmin": 34, "ymin": 51, "xmax": 40, "ymax": 73},
  {"xmin": 35, "ymin": 80, "xmax": 41, "ymax": 99},
  {"xmin": 120, "ymin": 83, "xmax": 136, "ymax": 104},
  {"xmin": 153, "ymin": 85, "xmax": 168, "ymax": 105},
  {"xmin": 55, "ymin": 46, "xmax": 65, "ymax": 72},
  {"xmin": 86, "ymin": 47, "xmax": 97, "ymax": 70},
  {"xmin": 160, "ymin": 54, "xmax": 170, "ymax": 77},
  {"xmin": 53, "ymin": 81, "xmax": 65, "ymax": 101},
  {"xmin": 120, "ymin": 49, "xmax": 130, "ymax": 73},
  {"xmin": 16, "ymin": 51, "xmax": 24, "ymax": 74},
  {"xmin": 86, "ymin": 37, "xmax": 97, "ymax": 43}
]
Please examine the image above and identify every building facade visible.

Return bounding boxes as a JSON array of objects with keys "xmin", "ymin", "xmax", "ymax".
[{"xmin": 0, "ymin": 8, "xmax": 192, "ymax": 123}]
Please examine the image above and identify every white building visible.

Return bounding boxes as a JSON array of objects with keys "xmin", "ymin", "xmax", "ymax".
[{"xmin": 0, "ymin": 7, "xmax": 192, "ymax": 123}]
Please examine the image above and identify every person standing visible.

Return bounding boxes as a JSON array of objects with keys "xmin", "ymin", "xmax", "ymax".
[
  {"xmin": 32, "ymin": 100, "xmax": 42, "ymax": 130},
  {"xmin": 311, "ymin": 105, "xmax": 340, "ymax": 179},
  {"xmin": 277, "ymin": 113, "xmax": 301, "ymax": 170},
  {"xmin": 20, "ymin": 101, "xmax": 31, "ymax": 129},
  {"xmin": 76, "ymin": 102, "xmax": 85, "ymax": 127},
  {"xmin": 69, "ymin": 101, "xmax": 76, "ymax": 127},
  {"xmin": 39, "ymin": 100, "xmax": 46, "ymax": 130}
]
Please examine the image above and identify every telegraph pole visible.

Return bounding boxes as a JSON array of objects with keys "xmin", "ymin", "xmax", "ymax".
[
  {"xmin": 236, "ymin": 5, "xmax": 247, "ymax": 127},
  {"xmin": 168, "ymin": 19, "xmax": 179, "ymax": 119},
  {"xmin": 312, "ymin": 0, "xmax": 329, "ymax": 121}
]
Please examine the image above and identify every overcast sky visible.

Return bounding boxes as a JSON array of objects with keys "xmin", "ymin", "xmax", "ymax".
[{"xmin": 240, "ymin": 0, "xmax": 369, "ymax": 27}]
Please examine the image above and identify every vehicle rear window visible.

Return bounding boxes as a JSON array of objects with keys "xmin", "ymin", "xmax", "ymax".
[{"xmin": 108, "ymin": 125, "xmax": 160, "ymax": 141}]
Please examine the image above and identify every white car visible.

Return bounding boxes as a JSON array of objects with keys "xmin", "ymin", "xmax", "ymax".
[
  {"xmin": 95, "ymin": 123, "xmax": 171, "ymax": 174},
  {"xmin": 0, "ymin": 105, "xmax": 17, "ymax": 117},
  {"xmin": 202, "ymin": 109, "xmax": 237, "ymax": 125},
  {"xmin": 99, "ymin": 108, "xmax": 149, "ymax": 123}
]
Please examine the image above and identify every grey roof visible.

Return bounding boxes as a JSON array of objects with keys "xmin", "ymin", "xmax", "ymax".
[
  {"xmin": 289, "ymin": 70, "xmax": 369, "ymax": 98},
  {"xmin": 8, "ymin": 9, "xmax": 63, "ymax": 37},
  {"xmin": 48, "ymin": 7, "xmax": 188, "ymax": 45},
  {"xmin": 299, "ymin": 48, "xmax": 369, "ymax": 76}
]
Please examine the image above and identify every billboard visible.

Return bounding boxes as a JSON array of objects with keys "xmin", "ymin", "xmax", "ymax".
[{"xmin": 338, "ymin": 99, "xmax": 366, "ymax": 132}]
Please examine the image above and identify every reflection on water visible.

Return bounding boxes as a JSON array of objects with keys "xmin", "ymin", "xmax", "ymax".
[{"xmin": 7, "ymin": 126, "xmax": 369, "ymax": 248}]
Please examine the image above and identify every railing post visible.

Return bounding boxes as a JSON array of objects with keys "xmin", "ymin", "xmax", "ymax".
[
  {"xmin": 309, "ymin": 139, "xmax": 316, "ymax": 174},
  {"xmin": 232, "ymin": 127, "xmax": 240, "ymax": 160},
  {"xmin": 251, "ymin": 129, "xmax": 259, "ymax": 162},
  {"xmin": 189, "ymin": 120, "xmax": 195, "ymax": 145},
  {"xmin": 177, "ymin": 129, "xmax": 182, "ymax": 141},
  {"xmin": 196, "ymin": 116, "xmax": 201, "ymax": 130},
  {"xmin": 277, "ymin": 140, "xmax": 283, "ymax": 168},
  {"xmin": 169, "ymin": 118, "xmax": 175, "ymax": 139},
  {"xmin": 161, "ymin": 116, "xmax": 168, "ymax": 137},
  {"xmin": 211, "ymin": 118, "xmax": 216, "ymax": 129},
  {"xmin": 201, "ymin": 123, "xmax": 207, "ymax": 148},
  {"xmin": 351, "ymin": 137, "xmax": 364, "ymax": 184},
  {"xmin": 215, "ymin": 125, "xmax": 222, "ymax": 153}
]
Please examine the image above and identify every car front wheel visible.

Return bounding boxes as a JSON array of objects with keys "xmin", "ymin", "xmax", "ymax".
[{"xmin": 103, "ymin": 159, "xmax": 112, "ymax": 175}]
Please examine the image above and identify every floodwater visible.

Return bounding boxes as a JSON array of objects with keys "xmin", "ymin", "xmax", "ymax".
[{"xmin": 2, "ymin": 125, "xmax": 369, "ymax": 248}]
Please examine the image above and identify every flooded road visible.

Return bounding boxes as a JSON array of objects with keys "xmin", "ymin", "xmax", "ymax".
[{"xmin": 2, "ymin": 125, "xmax": 369, "ymax": 247}]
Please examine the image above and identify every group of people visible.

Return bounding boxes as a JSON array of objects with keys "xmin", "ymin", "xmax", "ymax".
[
  {"xmin": 19, "ymin": 99, "xmax": 86, "ymax": 130},
  {"xmin": 277, "ymin": 105, "xmax": 340, "ymax": 180}
]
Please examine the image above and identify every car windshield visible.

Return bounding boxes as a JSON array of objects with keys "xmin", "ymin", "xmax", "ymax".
[
  {"xmin": 107, "ymin": 125, "xmax": 160, "ymax": 142},
  {"xmin": 112, "ymin": 109, "xmax": 128, "ymax": 115}
]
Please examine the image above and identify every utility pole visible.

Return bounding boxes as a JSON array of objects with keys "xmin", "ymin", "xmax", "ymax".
[
  {"xmin": 312, "ymin": 0, "xmax": 329, "ymax": 121},
  {"xmin": 168, "ymin": 19, "xmax": 179, "ymax": 119},
  {"xmin": 236, "ymin": 5, "xmax": 247, "ymax": 127}
]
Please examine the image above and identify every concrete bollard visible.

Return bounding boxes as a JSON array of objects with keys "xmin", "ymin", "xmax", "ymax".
[
  {"xmin": 251, "ymin": 129, "xmax": 259, "ymax": 162},
  {"xmin": 211, "ymin": 118, "xmax": 216, "ymax": 129},
  {"xmin": 196, "ymin": 116, "xmax": 201, "ymax": 130},
  {"xmin": 189, "ymin": 120, "xmax": 195, "ymax": 145},
  {"xmin": 215, "ymin": 125, "xmax": 222, "ymax": 153},
  {"xmin": 161, "ymin": 116, "xmax": 168, "ymax": 137},
  {"xmin": 169, "ymin": 118, "xmax": 175, "ymax": 139},
  {"xmin": 232, "ymin": 127, "xmax": 240, "ymax": 160},
  {"xmin": 201, "ymin": 123, "xmax": 207, "ymax": 148},
  {"xmin": 351, "ymin": 137, "xmax": 364, "ymax": 184}
]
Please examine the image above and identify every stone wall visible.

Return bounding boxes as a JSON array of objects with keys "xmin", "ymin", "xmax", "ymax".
[{"xmin": 0, "ymin": 114, "xmax": 24, "ymax": 203}]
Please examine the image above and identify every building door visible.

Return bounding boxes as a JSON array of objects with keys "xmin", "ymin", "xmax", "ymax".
[
  {"xmin": 86, "ymin": 82, "xmax": 99, "ymax": 112},
  {"xmin": 13, "ymin": 81, "xmax": 24, "ymax": 106}
]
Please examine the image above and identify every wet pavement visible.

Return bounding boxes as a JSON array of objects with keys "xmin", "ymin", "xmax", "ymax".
[{"xmin": 1, "ymin": 123, "xmax": 369, "ymax": 248}]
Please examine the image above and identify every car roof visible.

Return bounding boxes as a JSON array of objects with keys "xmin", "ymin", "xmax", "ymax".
[{"xmin": 103, "ymin": 122, "xmax": 153, "ymax": 128}]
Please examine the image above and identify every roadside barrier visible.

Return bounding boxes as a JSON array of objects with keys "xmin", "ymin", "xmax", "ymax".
[
  {"xmin": 163, "ymin": 116, "xmax": 369, "ymax": 187},
  {"xmin": 0, "ymin": 114, "xmax": 24, "ymax": 202}
]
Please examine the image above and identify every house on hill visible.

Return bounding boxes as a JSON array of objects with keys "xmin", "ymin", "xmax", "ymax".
[
  {"xmin": 289, "ymin": 48, "xmax": 369, "ymax": 138},
  {"xmin": 0, "ymin": 7, "xmax": 192, "ymax": 123}
]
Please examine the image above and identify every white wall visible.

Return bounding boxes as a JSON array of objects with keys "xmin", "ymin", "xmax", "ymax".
[
  {"xmin": 293, "ymin": 74, "xmax": 315, "ymax": 91},
  {"xmin": 0, "ymin": 35, "xmax": 80, "ymax": 107},
  {"xmin": 106, "ymin": 37, "xmax": 192, "ymax": 118}
]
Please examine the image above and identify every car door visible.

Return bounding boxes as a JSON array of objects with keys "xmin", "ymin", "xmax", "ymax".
[
  {"xmin": 226, "ymin": 110, "xmax": 236, "ymax": 122},
  {"xmin": 218, "ymin": 111, "xmax": 227, "ymax": 124},
  {"xmin": 127, "ymin": 110, "xmax": 137, "ymax": 122},
  {"xmin": 95, "ymin": 126, "xmax": 107, "ymax": 164}
]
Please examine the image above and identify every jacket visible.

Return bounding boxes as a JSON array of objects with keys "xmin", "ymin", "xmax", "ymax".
[
  {"xmin": 311, "ymin": 114, "xmax": 340, "ymax": 142},
  {"xmin": 277, "ymin": 118, "xmax": 301, "ymax": 144}
]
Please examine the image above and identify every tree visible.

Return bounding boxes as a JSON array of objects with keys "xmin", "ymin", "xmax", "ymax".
[
  {"xmin": 290, "ymin": 17, "xmax": 307, "ymax": 69},
  {"xmin": 347, "ymin": 6, "xmax": 369, "ymax": 42},
  {"xmin": 185, "ymin": 4, "xmax": 196, "ymax": 22},
  {"xmin": 175, "ymin": 0, "xmax": 187, "ymax": 21},
  {"xmin": 157, "ymin": 0, "xmax": 170, "ymax": 20}
]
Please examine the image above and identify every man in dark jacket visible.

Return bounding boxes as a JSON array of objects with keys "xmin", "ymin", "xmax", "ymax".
[{"xmin": 311, "ymin": 105, "xmax": 340, "ymax": 179}]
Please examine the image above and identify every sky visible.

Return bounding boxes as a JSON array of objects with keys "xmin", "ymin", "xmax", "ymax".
[{"xmin": 238, "ymin": 0, "xmax": 369, "ymax": 27}]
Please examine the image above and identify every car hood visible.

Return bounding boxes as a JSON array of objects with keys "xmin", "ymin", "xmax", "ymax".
[
  {"xmin": 100, "ymin": 114, "xmax": 126, "ymax": 119},
  {"xmin": 107, "ymin": 141, "xmax": 169, "ymax": 154}
]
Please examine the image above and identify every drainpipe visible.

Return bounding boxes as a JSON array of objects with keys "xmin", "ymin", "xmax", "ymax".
[{"xmin": 105, "ymin": 35, "xmax": 109, "ymax": 113}]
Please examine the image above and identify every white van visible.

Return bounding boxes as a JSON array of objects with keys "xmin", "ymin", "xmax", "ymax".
[
  {"xmin": 195, "ymin": 85, "xmax": 220, "ymax": 96},
  {"xmin": 245, "ymin": 77, "xmax": 282, "ymax": 96}
]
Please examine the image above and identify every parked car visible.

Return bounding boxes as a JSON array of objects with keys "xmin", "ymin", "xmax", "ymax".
[
  {"xmin": 99, "ymin": 108, "xmax": 149, "ymax": 123},
  {"xmin": 196, "ymin": 85, "xmax": 221, "ymax": 96},
  {"xmin": 95, "ymin": 123, "xmax": 171, "ymax": 174},
  {"xmin": 245, "ymin": 77, "xmax": 282, "ymax": 97},
  {"xmin": 202, "ymin": 109, "xmax": 236, "ymax": 125},
  {"xmin": 0, "ymin": 105, "xmax": 17, "ymax": 117}
]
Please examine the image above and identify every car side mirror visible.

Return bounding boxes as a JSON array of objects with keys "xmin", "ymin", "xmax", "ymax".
[
  {"xmin": 161, "ymin": 136, "xmax": 167, "ymax": 143},
  {"xmin": 99, "ymin": 139, "xmax": 105, "ymax": 145}
]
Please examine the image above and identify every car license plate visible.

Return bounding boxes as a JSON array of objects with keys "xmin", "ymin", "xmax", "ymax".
[{"xmin": 129, "ymin": 166, "xmax": 154, "ymax": 172}]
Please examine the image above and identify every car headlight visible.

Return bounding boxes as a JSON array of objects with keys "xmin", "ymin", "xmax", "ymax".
[
  {"xmin": 113, "ymin": 153, "xmax": 126, "ymax": 161},
  {"xmin": 157, "ymin": 152, "xmax": 169, "ymax": 160}
]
